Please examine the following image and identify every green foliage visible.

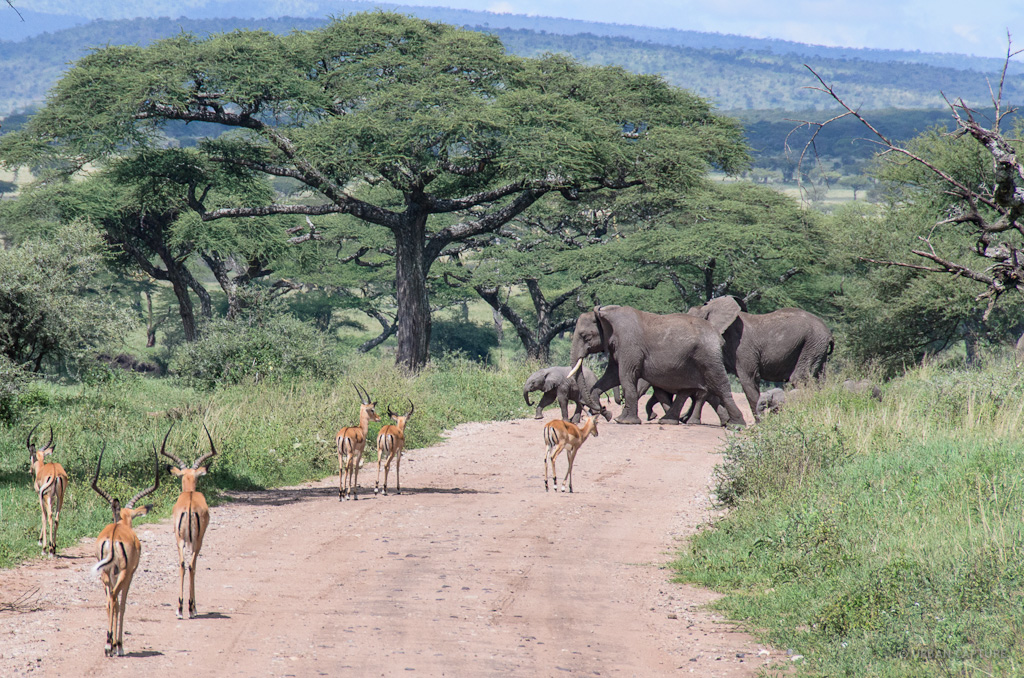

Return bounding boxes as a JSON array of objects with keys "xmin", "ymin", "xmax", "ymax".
[
  {"xmin": 0, "ymin": 222, "xmax": 132, "ymax": 372},
  {"xmin": 429, "ymin": 321, "xmax": 498, "ymax": 362},
  {"xmin": 714, "ymin": 419, "xmax": 851, "ymax": 508},
  {"xmin": 675, "ymin": 358, "xmax": 1024, "ymax": 676},
  {"xmin": 170, "ymin": 299, "xmax": 338, "ymax": 390}
]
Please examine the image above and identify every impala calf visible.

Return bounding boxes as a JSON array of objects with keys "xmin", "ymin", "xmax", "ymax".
[
  {"xmin": 91, "ymin": 442, "xmax": 160, "ymax": 657},
  {"xmin": 27, "ymin": 424, "xmax": 67, "ymax": 556},
  {"xmin": 160, "ymin": 422, "xmax": 217, "ymax": 620},
  {"xmin": 543, "ymin": 415, "xmax": 599, "ymax": 493},
  {"xmin": 375, "ymin": 399, "xmax": 414, "ymax": 496},
  {"xmin": 336, "ymin": 384, "xmax": 381, "ymax": 501}
]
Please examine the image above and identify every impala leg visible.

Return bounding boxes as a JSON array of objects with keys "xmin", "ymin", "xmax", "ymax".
[
  {"xmin": 544, "ymin": 443, "xmax": 555, "ymax": 491},
  {"xmin": 342, "ymin": 454, "xmax": 350, "ymax": 501},
  {"xmin": 381, "ymin": 454, "xmax": 393, "ymax": 496},
  {"xmin": 114, "ymin": 571, "xmax": 135, "ymax": 657},
  {"xmin": 550, "ymin": 444, "xmax": 564, "ymax": 493},
  {"xmin": 187, "ymin": 547, "xmax": 200, "ymax": 618},
  {"xmin": 51, "ymin": 493, "xmax": 63, "ymax": 555},
  {"xmin": 37, "ymin": 492, "xmax": 47, "ymax": 549},
  {"xmin": 394, "ymin": 452, "xmax": 402, "ymax": 495},
  {"xmin": 102, "ymin": 572, "xmax": 115, "ymax": 656},
  {"xmin": 374, "ymin": 452, "xmax": 384, "ymax": 495},
  {"xmin": 176, "ymin": 539, "xmax": 186, "ymax": 619},
  {"xmin": 350, "ymin": 445, "xmax": 361, "ymax": 500},
  {"xmin": 564, "ymin": 446, "xmax": 578, "ymax": 493}
]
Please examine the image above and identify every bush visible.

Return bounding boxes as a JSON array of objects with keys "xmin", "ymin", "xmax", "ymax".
[
  {"xmin": 714, "ymin": 418, "xmax": 851, "ymax": 507},
  {"xmin": 0, "ymin": 355, "xmax": 31, "ymax": 422},
  {"xmin": 429, "ymin": 320, "xmax": 498, "ymax": 362},
  {"xmin": 170, "ymin": 311, "xmax": 338, "ymax": 390}
]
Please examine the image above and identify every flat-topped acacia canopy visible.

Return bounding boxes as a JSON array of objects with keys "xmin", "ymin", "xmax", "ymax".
[{"xmin": 0, "ymin": 11, "xmax": 749, "ymax": 369}]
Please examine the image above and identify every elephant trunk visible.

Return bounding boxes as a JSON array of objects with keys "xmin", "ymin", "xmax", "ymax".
[{"xmin": 523, "ymin": 388, "xmax": 534, "ymax": 407}]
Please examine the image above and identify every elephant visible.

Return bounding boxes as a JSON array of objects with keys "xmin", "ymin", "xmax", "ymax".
[
  {"xmin": 755, "ymin": 387, "xmax": 788, "ymax": 417},
  {"xmin": 568, "ymin": 305, "xmax": 745, "ymax": 427},
  {"xmin": 687, "ymin": 296, "xmax": 833, "ymax": 419},
  {"xmin": 843, "ymin": 379, "xmax": 882, "ymax": 400},
  {"xmin": 523, "ymin": 365, "xmax": 600, "ymax": 423}
]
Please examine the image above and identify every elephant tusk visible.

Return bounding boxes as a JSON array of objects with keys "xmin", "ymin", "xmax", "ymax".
[{"xmin": 566, "ymin": 358, "xmax": 584, "ymax": 379}]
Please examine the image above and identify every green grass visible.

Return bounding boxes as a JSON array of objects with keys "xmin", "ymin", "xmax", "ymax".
[
  {"xmin": 0, "ymin": 353, "xmax": 536, "ymax": 569},
  {"xmin": 673, "ymin": 358, "xmax": 1024, "ymax": 676}
]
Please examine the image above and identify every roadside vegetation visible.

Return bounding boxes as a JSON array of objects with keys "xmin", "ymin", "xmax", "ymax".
[{"xmin": 674, "ymin": 356, "xmax": 1024, "ymax": 676}]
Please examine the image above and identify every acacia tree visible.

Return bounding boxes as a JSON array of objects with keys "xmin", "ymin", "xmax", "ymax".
[{"xmin": 0, "ymin": 12, "xmax": 748, "ymax": 369}]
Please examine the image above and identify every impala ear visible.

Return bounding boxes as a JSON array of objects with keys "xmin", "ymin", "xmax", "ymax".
[
  {"xmin": 167, "ymin": 466, "xmax": 184, "ymax": 477},
  {"xmin": 195, "ymin": 467, "xmax": 208, "ymax": 477}
]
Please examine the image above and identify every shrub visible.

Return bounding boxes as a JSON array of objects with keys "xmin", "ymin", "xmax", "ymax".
[
  {"xmin": 714, "ymin": 418, "xmax": 851, "ymax": 507},
  {"xmin": 170, "ymin": 311, "xmax": 338, "ymax": 390}
]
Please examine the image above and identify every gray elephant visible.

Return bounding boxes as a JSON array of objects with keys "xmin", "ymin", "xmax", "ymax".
[
  {"xmin": 523, "ymin": 365, "xmax": 600, "ymax": 423},
  {"xmin": 568, "ymin": 305, "xmax": 745, "ymax": 427},
  {"xmin": 687, "ymin": 296, "xmax": 833, "ymax": 418}
]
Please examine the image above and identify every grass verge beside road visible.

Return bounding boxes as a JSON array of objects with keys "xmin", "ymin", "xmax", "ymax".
[{"xmin": 673, "ymin": 358, "xmax": 1024, "ymax": 676}]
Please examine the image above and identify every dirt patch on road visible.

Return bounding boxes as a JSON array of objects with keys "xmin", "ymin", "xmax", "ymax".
[{"xmin": 0, "ymin": 400, "xmax": 779, "ymax": 676}]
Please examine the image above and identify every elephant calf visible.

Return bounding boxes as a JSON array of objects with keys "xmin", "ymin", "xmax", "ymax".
[{"xmin": 523, "ymin": 365, "xmax": 600, "ymax": 423}]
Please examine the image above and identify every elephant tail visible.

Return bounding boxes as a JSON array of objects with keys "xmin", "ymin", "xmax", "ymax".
[{"xmin": 827, "ymin": 338, "xmax": 835, "ymax": 355}]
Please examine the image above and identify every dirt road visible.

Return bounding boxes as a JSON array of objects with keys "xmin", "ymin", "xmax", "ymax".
[{"xmin": 0, "ymin": 400, "xmax": 774, "ymax": 677}]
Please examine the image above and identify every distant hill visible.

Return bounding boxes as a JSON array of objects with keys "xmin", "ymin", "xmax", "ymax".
[
  {"xmin": 7, "ymin": 0, "xmax": 1021, "ymax": 75},
  {"xmin": 1, "ymin": 15, "xmax": 1020, "ymax": 117}
]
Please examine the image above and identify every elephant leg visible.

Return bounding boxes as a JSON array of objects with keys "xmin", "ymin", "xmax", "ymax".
[
  {"xmin": 659, "ymin": 389, "xmax": 689, "ymax": 424},
  {"xmin": 702, "ymin": 365, "xmax": 745, "ymax": 428},
  {"xmin": 737, "ymin": 372, "xmax": 762, "ymax": 419},
  {"xmin": 613, "ymin": 370, "xmax": 642, "ymax": 425},
  {"xmin": 680, "ymin": 390, "xmax": 700, "ymax": 424},
  {"xmin": 569, "ymin": 398, "xmax": 584, "ymax": 424},
  {"xmin": 536, "ymin": 391, "xmax": 557, "ymax": 419}
]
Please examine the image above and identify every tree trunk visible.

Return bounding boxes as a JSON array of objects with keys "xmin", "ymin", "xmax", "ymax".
[
  {"xmin": 492, "ymin": 307, "xmax": 504, "ymax": 345},
  {"xmin": 167, "ymin": 271, "xmax": 198, "ymax": 342},
  {"xmin": 394, "ymin": 216, "xmax": 431, "ymax": 370},
  {"xmin": 202, "ymin": 253, "xmax": 242, "ymax": 319}
]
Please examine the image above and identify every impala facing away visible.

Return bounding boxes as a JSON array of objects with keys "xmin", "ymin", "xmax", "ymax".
[
  {"xmin": 375, "ymin": 400, "xmax": 414, "ymax": 496},
  {"xmin": 91, "ymin": 442, "xmax": 160, "ymax": 657},
  {"xmin": 27, "ymin": 424, "xmax": 67, "ymax": 556},
  {"xmin": 336, "ymin": 384, "xmax": 381, "ymax": 501},
  {"xmin": 543, "ymin": 415, "xmax": 599, "ymax": 493},
  {"xmin": 159, "ymin": 423, "xmax": 217, "ymax": 620}
]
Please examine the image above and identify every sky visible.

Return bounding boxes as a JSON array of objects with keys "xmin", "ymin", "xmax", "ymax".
[{"xmin": 387, "ymin": 0, "xmax": 1024, "ymax": 58}]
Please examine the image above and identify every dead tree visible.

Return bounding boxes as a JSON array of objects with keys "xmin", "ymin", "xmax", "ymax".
[{"xmin": 795, "ymin": 38, "xmax": 1024, "ymax": 324}]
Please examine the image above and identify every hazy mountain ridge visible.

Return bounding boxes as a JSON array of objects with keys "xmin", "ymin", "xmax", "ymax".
[
  {"xmin": 1, "ymin": 14, "xmax": 1019, "ymax": 117},
  {"xmin": 5, "ymin": 1, "xmax": 1019, "ymax": 76}
]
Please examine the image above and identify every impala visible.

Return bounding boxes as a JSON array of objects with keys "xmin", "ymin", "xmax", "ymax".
[
  {"xmin": 336, "ymin": 384, "xmax": 381, "ymax": 501},
  {"xmin": 91, "ymin": 442, "xmax": 160, "ymax": 657},
  {"xmin": 159, "ymin": 422, "xmax": 217, "ymax": 620},
  {"xmin": 543, "ymin": 415, "xmax": 599, "ymax": 493},
  {"xmin": 375, "ymin": 399, "xmax": 414, "ymax": 496},
  {"xmin": 27, "ymin": 424, "xmax": 67, "ymax": 556}
]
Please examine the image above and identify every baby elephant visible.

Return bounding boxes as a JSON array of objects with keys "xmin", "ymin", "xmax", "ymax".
[
  {"xmin": 523, "ymin": 365, "xmax": 599, "ymax": 423},
  {"xmin": 755, "ymin": 387, "xmax": 799, "ymax": 417},
  {"xmin": 843, "ymin": 379, "xmax": 882, "ymax": 400}
]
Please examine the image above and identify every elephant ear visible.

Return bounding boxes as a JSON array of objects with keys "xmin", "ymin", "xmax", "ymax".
[{"xmin": 701, "ymin": 296, "xmax": 742, "ymax": 335}]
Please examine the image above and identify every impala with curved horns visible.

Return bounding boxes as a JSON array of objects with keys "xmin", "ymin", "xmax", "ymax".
[
  {"xmin": 543, "ymin": 414, "xmax": 599, "ymax": 493},
  {"xmin": 159, "ymin": 422, "xmax": 217, "ymax": 620},
  {"xmin": 91, "ymin": 442, "xmax": 160, "ymax": 657},
  {"xmin": 336, "ymin": 384, "xmax": 381, "ymax": 501},
  {"xmin": 375, "ymin": 399, "xmax": 414, "ymax": 496},
  {"xmin": 27, "ymin": 424, "xmax": 67, "ymax": 556}
]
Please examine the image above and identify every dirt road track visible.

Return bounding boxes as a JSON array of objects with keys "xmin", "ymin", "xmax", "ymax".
[{"xmin": 0, "ymin": 401, "xmax": 775, "ymax": 677}]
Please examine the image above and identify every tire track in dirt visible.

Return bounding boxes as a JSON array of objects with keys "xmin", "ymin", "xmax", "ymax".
[{"xmin": 0, "ymin": 399, "xmax": 777, "ymax": 677}]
